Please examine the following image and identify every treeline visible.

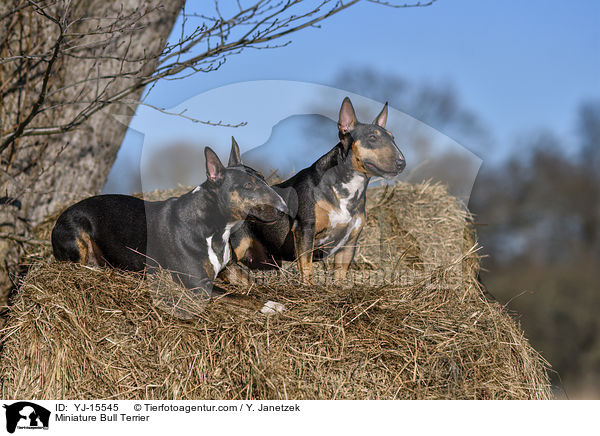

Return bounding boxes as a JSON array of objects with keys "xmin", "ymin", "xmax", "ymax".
[
  {"xmin": 470, "ymin": 100, "xmax": 600, "ymax": 397},
  {"xmin": 333, "ymin": 69, "xmax": 599, "ymax": 397}
]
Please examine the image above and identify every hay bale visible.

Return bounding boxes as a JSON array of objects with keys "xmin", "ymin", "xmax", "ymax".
[{"xmin": 0, "ymin": 183, "xmax": 552, "ymax": 399}]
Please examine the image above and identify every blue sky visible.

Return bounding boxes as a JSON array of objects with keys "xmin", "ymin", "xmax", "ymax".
[{"xmin": 106, "ymin": 0, "xmax": 599, "ymax": 192}]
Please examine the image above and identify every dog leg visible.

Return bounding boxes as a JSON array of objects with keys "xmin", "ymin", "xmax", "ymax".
[
  {"xmin": 292, "ymin": 223, "xmax": 315, "ymax": 284},
  {"xmin": 333, "ymin": 244, "xmax": 357, "ymax": 282},
  {"xmin": 333, "ymin": 222, "xmax": 363, "ymax": 282},
  {"xmin": 211, "ymin": 290, "xmax": 286, "ymax": 315},
  {"xmin": 220, "ymin": 263, "xmax": 251, "ymax": 287},
  {"xmin": 76, "ymin": 232, "xmax": 105, "ymax": 267}
]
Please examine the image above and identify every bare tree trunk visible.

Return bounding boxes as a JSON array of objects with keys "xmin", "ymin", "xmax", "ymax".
[
  {"xmin": 1, "ymin": 0, "xmax": 431, "ymax": 303},
  {"xmin": 0, "ymin": 0, "xmax": 184, "ymax": 300}
]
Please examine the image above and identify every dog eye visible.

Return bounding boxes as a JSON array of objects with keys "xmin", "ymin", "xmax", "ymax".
[
  {"xmin": 243, "ymin": 182, "xmax": 253, "ymax": 190},
  {"xmin": 368, "ymin": 135, "xmax": 377, "ymax": 141}
]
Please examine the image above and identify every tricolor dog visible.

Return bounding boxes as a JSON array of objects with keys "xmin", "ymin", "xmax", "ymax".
[
  {"xmin": 52, "ymin": 145, "xmax": 288, "ymax": 301},
  {"xmin": 225, "ymin": 97, "xmax": 406, "ymax": 283}
]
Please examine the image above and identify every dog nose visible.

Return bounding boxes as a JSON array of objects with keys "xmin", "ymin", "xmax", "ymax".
[{"xmin": 396, "ymin": 158, "xmax": 406, "ymax": 172}]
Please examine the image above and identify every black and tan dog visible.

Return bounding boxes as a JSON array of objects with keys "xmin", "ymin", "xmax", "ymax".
[
  {"xmin": 225, "ymin": 97, "xmax": 406, "ymax": 283},
  {"xmin": 52, "ymin": 146, "xmax": 288, "ymax": 302}
]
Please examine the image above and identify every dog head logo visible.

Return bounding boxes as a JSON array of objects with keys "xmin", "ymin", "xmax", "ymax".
[{"xmin": 3, "ymin": 402, "xmax": 50, "ymax": 433}]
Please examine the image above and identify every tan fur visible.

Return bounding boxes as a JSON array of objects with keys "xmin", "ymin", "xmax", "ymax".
[
  {"xmin": 220, "ymin": 264, "xmax": 250, "ymax": 287},
  {"xmin": 314, "ymin": 200, "xmax": 334, "ymax": 234},
  {"xmin": 293, "ymin": 227, "xmax": 314, "ymax": 284},
  {"xmin": 75, "ymin": 237, "xmax": 88, "ymax": 264},
  {"xmin": 351, "ymin": 140, "xmax": 367, "ymax": 173},
  {"xmin": 233, "ymin": 236, "xmax": 254, "ymax": 261},
  {"xmin": 229, "ymin": 191, "xmax": 246, "ymax": 220},
  {"xmin": 333, "ymin": 247, "xmax": 355, "ymax": 281},
  {"xmin": 232, "ymin": 236, "xmax": 269, "ymax": 269},
  {"xmin": 76, "ymin": 232, "xmax": 103, "ymax": 266},
  {"xmin": 352, "ymin": 139, "xmax": 397, "ymax": 174}
]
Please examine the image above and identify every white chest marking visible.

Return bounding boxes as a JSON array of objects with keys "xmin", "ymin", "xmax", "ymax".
[
  {"xmin": 206, "ymin": 223, "xmax": 235, "ymax": 279},
  {"xmin": 328, "ymin": 175, "xmax": 365, "ymax": 228},
  {"xmin": 328, "ymin": 207, "xmax": 352, "ymax": 229}
]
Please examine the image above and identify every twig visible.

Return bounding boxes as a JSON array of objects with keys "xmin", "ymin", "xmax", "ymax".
[{"xmin": 0, "ymin": 233, "xmax": 50, "ymax": 245}]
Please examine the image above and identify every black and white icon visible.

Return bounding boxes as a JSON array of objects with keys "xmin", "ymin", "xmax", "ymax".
[{"xmin": 3, "ymin": 402, "xmax": 50, "ymax": 433}]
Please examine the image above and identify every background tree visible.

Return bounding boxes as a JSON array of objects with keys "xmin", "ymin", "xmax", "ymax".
[
  {"xmin": 0, "ymin": 0, "xmax": 184, "ymax": 297},
  {"xmin": 0, "ymin": 0, "xmax": 434, "ymax": 300},
  {"xmin": 469, "ymin": 100, "xmax": 600, "ymax": 398}
]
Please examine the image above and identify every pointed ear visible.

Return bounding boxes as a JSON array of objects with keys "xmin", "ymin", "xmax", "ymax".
[
  {"xmin": 228, "ymin": 136, "xmax": 242, "ymax": 167},
  {"xmin": 373, "ymin": 102, "xmax": 388, "ymax": 128},
  {"xmin": 205, "ymin": 147, "xmax": 225, "ymax": 182},
  {"xmin": 338, "ymin": 97, "xmax": 357, "ymax": 135}
]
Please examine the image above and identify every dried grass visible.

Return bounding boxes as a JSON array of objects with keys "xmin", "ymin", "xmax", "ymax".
[{"xmin": 0, "ymin": 182, "xmax": 552, "ymax": 399}]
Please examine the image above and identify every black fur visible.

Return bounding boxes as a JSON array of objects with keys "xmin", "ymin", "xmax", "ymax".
[
  {"xmin": 52, "ymin": 146, "xmax": 287, "ymax": 296},
  {"xmin": 227, "ymin": 97, "xmax": 406, "ymax": 280}
]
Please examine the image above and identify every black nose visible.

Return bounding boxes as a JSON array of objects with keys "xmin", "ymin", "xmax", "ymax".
[{"xmin": 396, "ymin": 158, "xmax": 406, "ymax": 172}]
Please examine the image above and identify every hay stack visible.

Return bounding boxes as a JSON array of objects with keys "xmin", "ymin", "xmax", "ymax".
[{"xmin": 0, "ymin": 183, "xmax": 552, "ymax": 399}]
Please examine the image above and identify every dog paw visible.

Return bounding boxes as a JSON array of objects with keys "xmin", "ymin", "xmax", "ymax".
[{"xmin": 261, "ymin": 300, "xmax": 286, "ymax": 314}]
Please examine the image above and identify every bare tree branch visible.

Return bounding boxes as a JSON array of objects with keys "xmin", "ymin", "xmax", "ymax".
[
  {"xmin": 0, "ymin": 0, "xmax": 436, "ymax": 298},
  {"xmin": 1, "ymin": 0, "xmax": 433, "ymax": 148},
  {"xmin": 0, "ymin": 7, "xmax": 64, "ymax": 153}
]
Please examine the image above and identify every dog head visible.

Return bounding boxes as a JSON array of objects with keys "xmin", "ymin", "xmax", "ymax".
[
  {"xmin": 204, "ymin": 141, "xmax": 288, "ymax": 222},
  {"xmin": 337, "ymin": 97, "xmax": 405, "ymax": 178}
]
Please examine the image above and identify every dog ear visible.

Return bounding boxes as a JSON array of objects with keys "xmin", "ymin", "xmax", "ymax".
[
  {"xmin": 228, "ymin": 136, "xmax": 242, "ymax": 167},
  {"xmin": 373, "ymin": 102, "xmax": 388, "ymax": 128},
  {"xmin": 205, "ymin": 147, "xmax": 225, "ymax": 182},
  {"xmin": 338, "ymin": 97, "xmax": 357, "ymax": 135}
]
